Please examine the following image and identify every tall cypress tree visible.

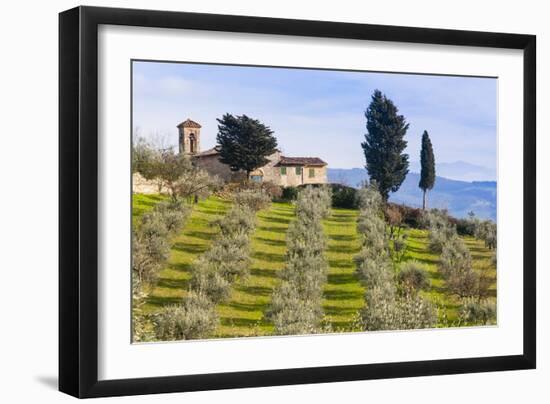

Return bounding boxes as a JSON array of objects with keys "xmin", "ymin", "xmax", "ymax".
[
  {"xmin": 216, "ymin": 114, "xmax": 278, "ymax": 179},
  {"xmin": 361, "ymin": 90, "xmax": 409, "ymax": 200},
  {"xmin": 419, "ymin": 130, "xmax": 436, "ymax": 210}
]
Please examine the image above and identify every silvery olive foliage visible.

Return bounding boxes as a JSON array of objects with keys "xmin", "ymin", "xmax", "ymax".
[
  {"xmin": 189, "ymin": 257, "xmax": 233, "ymax": 303},
  {"xmin": 153, "ymin": 292, "xmax": 219, "ymax": 341},
  {"xmin": 269, "ymin": 186, "xmax": 332, "ymax": 335},
  {"xmin": 459, "ymin": 298, "xmax": 496, "ymax": 325},
  {"xmin": 398, "ymin": 260, "xmax": 430, "ymax": 292},
  {"xmin": 133, "ymin": 202, "xmax": 191, "ymax": 289},
  {"xmin": 423, "ymin": 209, "xmax": 456, "ymax": 253},
  {"xmin": 132, "ymin": 199, "xmax": 192, "ymax": 342},
  {"xmin": 355, "ymin": 185, "xmax": 436, "ymax": 331},
  {"xmin": 427, "ymin": 209, "xmax": 492, "ymax": 300},
  {"xmin": 216, "ymin": 203, "xmax": 256, "ymax": 237},
  {"xmin": 154, "ymin": 189, "xmax": 265, "ymax": 340},
  {"xmin": 473, "ymin": 218, "xmax": 497, "ymax": 250},
  {"xmin": 233, "ymin": 188, "xmax": 272, "ymax": 211}
]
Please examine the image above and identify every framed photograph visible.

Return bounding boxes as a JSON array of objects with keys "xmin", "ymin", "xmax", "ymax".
[{"xmin": 59, "ymin": 6, "xmax": 536, "ymax": 398}]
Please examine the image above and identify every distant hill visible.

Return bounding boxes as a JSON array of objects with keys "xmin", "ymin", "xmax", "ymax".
[
  {"xmin": 327, "ymin": 168, "xmax": 496, "ymax": 220},
  {"xmin": 409, "ymin": 160, "xmax": 496, "ymax": 182}
]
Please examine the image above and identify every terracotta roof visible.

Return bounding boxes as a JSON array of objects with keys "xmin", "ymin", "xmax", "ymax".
[
  {"xmin": 195, "ymin": 147, "xmax": 219, "ymax": 157},
  {"xmin": 177, "ymin": 118, "xmax": 202, "ymax": 129},
  {"xmin": 277, "ymin": 156, "xmax": 327, "ymax": 166}
]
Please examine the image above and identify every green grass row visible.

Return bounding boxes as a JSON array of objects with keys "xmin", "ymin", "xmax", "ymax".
[{"xmin": 133, "ymin": 194, "xmax": 497, "ymax": 337}]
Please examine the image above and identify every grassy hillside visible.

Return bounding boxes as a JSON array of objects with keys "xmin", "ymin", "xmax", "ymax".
[
  {"xmin": 404, "ymin": 228, "xmax": 496, "ymax": 323},
  {"xmin": 133, "ymin": 194, "xmax": 497, "ymax": 337},
  {"xmin": 217, "ymin": 202, "xmax": 295, "ymax": 337},
  {"xmin": 140, "ymin": 197, "xmax": 232, "ymax": 314},
  {"xmin": 321, "ymin": 208, "xmax": 364, "ymax": 331}
]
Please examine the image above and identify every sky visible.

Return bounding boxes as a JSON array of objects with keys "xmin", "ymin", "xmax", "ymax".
[{"xmin": 132, "ymin": 61, "xmax": 497, "ymax": 180}]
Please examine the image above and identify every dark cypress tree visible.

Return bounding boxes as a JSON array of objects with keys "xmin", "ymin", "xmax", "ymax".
[
  {"xmin": 361, "ymin": 90, "xmax": 410, "ymax": 200},
  {"xmin": 216, "ymin": 114, "xmax": 278, "ymax": 179},
  {"xmin": 419, "ymin": 130, "xmax": 436, "ymax": 210}
]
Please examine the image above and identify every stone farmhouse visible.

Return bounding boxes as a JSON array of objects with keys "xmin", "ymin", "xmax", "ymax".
[{"xmin": 178, "ymin": 118, "xmax": 328, "ymax": 187}]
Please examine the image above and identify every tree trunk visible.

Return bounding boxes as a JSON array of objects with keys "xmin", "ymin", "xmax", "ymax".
[{"xmin": 422, "ymin": 189, "xmax": 427, "ymax": 210}]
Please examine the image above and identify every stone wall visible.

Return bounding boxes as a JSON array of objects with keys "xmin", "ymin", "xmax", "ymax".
[{"xmin": 132, "ymin": 172, "xmax": 167, "ymax": 194}]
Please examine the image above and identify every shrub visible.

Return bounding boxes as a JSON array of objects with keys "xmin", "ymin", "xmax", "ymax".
[
  {"xmin": 395, "ymin": 204, "xmax": 424, "ymax": 229},
  {"xmin": 286, "ymin": 219, "xmax": 326, "ymax": 256},
  {"xmin": 446, "ymin": 268, "xmax": 479, "ymax": 297},
  {"xmin": 356, "ymin": 184, "xmax": 383, "ymax": 212},
  {"xmin": 281, "ymin": 186, "xmax": 299, "ymax": 201},
  {"xmin": 394, "ymin": 292, "xmax": 437, "ymax": 330},
  {"xmin": 456, "ymin": 218, "xmax": 476, "ymax": 236},
  {"xmin": 233, "ymin": 189, "xmax": 271, "ymax": 211},
  {"xmin": 391, "ymin": 234, "xmax": 408, "ymax": 262},
  {"xmin": 330, "ymin": 184, "xmax": 357, "ymax": 209},
  {"xmin": 260, "ymin": 181, "xmax": 283, "ymax": 200},
  {"xmin": 354, "ymin": 247, "xmax": 393, "ymax": 287},
  {"xmin": 459, "ymin": 298, "xmax": 496, "ymax": 325},
  {"xmin": 438, "ymin": 235, "xmax": 472, "ymax": 277},
  {"xmin": 361, "ymin": 286, "xmax": 436, "ymax": 331},
  {"xmin": 153, "ymin": 292, "xmax": 219, "ymax": 340},
  {"xmin": 132, "ymin": 232, "xmax": 168, "ymax": 286},
  {"xmin": 280, "ymin": 253, "xmax": 327, "ymax": 300},
  {"xmin": 357, "ymin": 213, "xmax": 387, "ymax": 251},
  {"xmin": 268, "ymin": 185, "xmax": 331, "ymax": 335},
  {"xmin": 423, "ymin": 209, "xmax": 456, "ymax": 253},
  {"xmin": 474, "ymin": 220, "xmax": 497, "ymax": 249},
  {"xmin": 269, "ymin": 282, "xmax": 322, "ymax": 335},
  {"xmin": 155, "ymin": 201, "xmax": 191, "ymax": 234},
  {"xmin": 384, "ymin": 204, "xmax": 403, "ymax": 236},
  {"xmin": 217, "ymin": 204, "xmax": 256, "ymax": 237},
  {"xmin": 398, "ymin": 261, "xmax": 430, "ymax": 291},
  {"xmin": 189, "ymin": 258, "xmax": 232, "ymax": 303},
  {"xmin": 295, "ymin": 186, "xmax": 332, "ymax": 220},
  {"xmin": 202, "ymin": 233, "xmax": 252, "ymax": 281},
  {"xmin": 361, "ymin": 284, "xmax": 398, "ymax": 331}
]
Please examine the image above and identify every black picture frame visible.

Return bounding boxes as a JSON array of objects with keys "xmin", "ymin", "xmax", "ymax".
[{"xmin": 59, "ymin": 5, "xmax": 536, "ymax": 398}]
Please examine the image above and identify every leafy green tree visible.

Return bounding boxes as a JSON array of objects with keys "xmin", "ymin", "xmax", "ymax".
[
  {"xmin": 361, "ymin": 90, "xmax": 410, "ymax": 200},
  {"xmin": 418, "ymin": 130, "xmax": 436, "ymax": 210},
  {"xmin": 216, "ymin": 114, "xmax": 278, "ymax": 179}
]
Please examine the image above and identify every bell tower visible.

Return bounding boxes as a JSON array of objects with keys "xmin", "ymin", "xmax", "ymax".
[{"xmin": 177, "ymin": 118, "xmax": 201, "ymax": 155}]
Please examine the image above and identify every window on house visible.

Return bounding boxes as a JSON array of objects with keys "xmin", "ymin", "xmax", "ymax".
[
  {"xmin": 309, "ymin": 168, "xmax": 315, "ymax": 178},
  {"xmin": 296, "ymin": 167, "xmax": 302, "ymax": 175},
  {"xmin": 280, "ymin": 167, "xmax": 287, "ymax": 175},
  {"xmin": 250, "ymin": 175, "xmax": 263, "ymax": 183}
]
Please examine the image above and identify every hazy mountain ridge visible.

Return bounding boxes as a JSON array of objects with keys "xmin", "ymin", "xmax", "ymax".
[
  {"xmin": 409, "ymin": 160, "xmax": 496, "ymax": 182},
  {"xmin": 327, "ymin": 168, "xmax": 496, "ymax": 220}
]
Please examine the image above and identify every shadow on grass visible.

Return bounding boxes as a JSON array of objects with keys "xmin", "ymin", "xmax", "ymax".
[
  {"xmin": 253, "ymin": 251, "xmax": 285, "ymax": 263},
  {"xmin": 324, "ymin": 289, "xmax": 363, "ymax": 301},
  {"xmin": 328, "ymin": 320, "xmax": 356, "ymax": 330},
  {"xmin": 255, "ymin": 237, "xmax": 286, "ymax": 247},
  {"xmin": 327, "ymin": 245, "xmax": 358, "ymax": 255},
  {"xmin": 328, "ymin": 234, "xmax": 356, "ymax": 242},
  {"xmin": 185, "ymin": 230, "xmax": 216, "ymax": 241},
  {"xmin": 250, "ymin": 267, "xmax": 278, "ymax": 278},
  {"xmin": 327, "ymin": 259, "xmax": 352, "ymax": 269},
  {"xmin": 238, "ymin": 284, "xmax": 273, "ymax": 297},
  {"xmin": 327, "ymin": 272, "xmax": 359, "ymax": 285},
  {"xmin": 263, "ymin": 215, "xmax": 293, "ymax": 225},
  {"xmin": 220, "ymin": 317, "xmax": 261, "ymax": 327},
  {"xmin": 146, "ymin": 295, "xmax": 182, "ymax": 307},
  {"xmin": 326, "ymin": 215, "xmax": 356, "ymax": 224},
  {"xmin": 169, "ymin": 261, "xmax": 193, "ymax": 273},
  {"xmin": 324, "ymin": 305, "xmax": 358, "ymax": 316},
  {"xmin": 257, "ymin": 225, "xmax": 288, "ymax": 234},
  {"xmin": 225, "ymin": 301, "xmax": 267, "ymax": 312},
  {"xmin": 156, "ymin": 277, "xmax": 189, "ymax": 290},
  {"xmin": 172, "ymin": 242, "xmax": 208, "ymax": 255}
]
